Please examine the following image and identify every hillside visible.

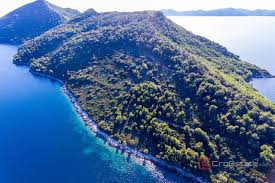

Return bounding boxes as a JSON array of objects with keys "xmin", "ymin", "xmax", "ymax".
[
  {"xmin": 14, "ymin": 10, "xmax": 275, "ymax": 182},
  {"xmin": 0, "ymin": 0, "xmax": 80, "ymax": 44},
  {"xmin": 162, "ymin": 8, "xmax": 275, "ymax": 16}
]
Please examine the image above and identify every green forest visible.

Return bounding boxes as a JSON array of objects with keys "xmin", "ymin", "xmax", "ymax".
[
  {"xmin": 14, "ymin": 10, "xmax": 275, "ymax": 183},
  {"xmin": 0, "ymin": 0, "xmax": 79, "ymax": 44}
]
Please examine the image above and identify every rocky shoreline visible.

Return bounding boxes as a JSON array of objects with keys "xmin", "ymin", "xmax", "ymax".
[
  {"xmin": 28, "ymin": 69, "xmax": 206, "ymax": 183},
  {"xmin": 62, "ymin": 86, "xmax": 206, "ymax": 183}
]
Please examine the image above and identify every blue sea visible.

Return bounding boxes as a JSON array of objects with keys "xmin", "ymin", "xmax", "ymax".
[
  {"xmin": 0, "ymin": 16, "xmax": 275, "ymax": 183},
  {"xmin": 170, "ymin": 16, "xmax": 275, "ymax": 102},
  {"xmin": 0, "ymin": 44, "xmax": 190, "ymax": 183}
]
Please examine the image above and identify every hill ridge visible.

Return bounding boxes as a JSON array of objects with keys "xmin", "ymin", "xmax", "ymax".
[
  {"xmin": 0, "ymin": 0, "xmax": 80, "ymax": 44},
  {"xmin": 14, "ymin": 10, "xmax": 275, "ymax": 183}
]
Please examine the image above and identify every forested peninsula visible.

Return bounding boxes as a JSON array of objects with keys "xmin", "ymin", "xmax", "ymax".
[{"xmin": 13, "ymin": 9, "xmax": 275, "ymax": 183}]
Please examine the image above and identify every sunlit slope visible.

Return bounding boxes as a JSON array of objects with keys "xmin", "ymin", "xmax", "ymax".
[{"xmin": 14, "ymin": 10, "xmax": 275, "ymax": 183}]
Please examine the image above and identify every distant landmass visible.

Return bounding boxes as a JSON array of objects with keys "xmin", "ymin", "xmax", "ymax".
[
  {"xmin": 1, "ymin": 0, "xmax": 274, "ymax": 182},
  {"xmin": 162, "ymin": 8, "xmax": 275, "ymax": 16},
  {"xmin": 0, "ymin": 0, "xmax": 80, "ymax": 44},
  {"xmin": 14, "ymin": 7, "xmax": 275, "ymax": 182}
]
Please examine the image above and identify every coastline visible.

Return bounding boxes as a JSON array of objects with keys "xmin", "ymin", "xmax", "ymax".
[
  {"xmin": 249, "ymin": 78, "xmax": 275, "ymax": 103},
  {"xmin": 28, "ymin": 69, "xmax": 206, "ymax": 183}
]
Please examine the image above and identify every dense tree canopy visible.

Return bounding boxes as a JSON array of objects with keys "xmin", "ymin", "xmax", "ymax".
[
  {"xmin": 14, "ymin": 10, "xmax": 275, "ymax": 182},
  {"xmin": 0, "ymin": 0, "xmax": 80, "ymax": 44}
]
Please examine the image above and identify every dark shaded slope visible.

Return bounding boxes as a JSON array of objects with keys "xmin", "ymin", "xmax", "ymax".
[
  {"xmin": 0, "ymin": 0, "xmax": 80, "ymax": 44},
  {"xmin": 14, "ymin": 11, "xmax": 275, "ymax": 183}
]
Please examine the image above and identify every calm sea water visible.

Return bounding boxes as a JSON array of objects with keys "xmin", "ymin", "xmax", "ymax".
[
  {"xmin": 0, "ymin": 44, "xmax": 191, "ymax": 183},
  {"xmin": 1, "ymin": 17, "xmax": 274, "ymax": 183},
  {"xmin": 170, "ymin": 16, "xmax": 275, "ymax": 102}
]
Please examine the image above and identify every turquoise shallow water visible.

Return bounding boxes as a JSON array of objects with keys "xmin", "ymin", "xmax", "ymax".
[
  {"xmin": 0, "ymin": 44, "xmax": 191, "ymax": 183},
  {"xmin": 1, "ymin": 16, "xmax": 275, "ymax": 183},
  {"xmin": 170, "ymin": 16, "xmax": 275, "ymax": 102}
]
